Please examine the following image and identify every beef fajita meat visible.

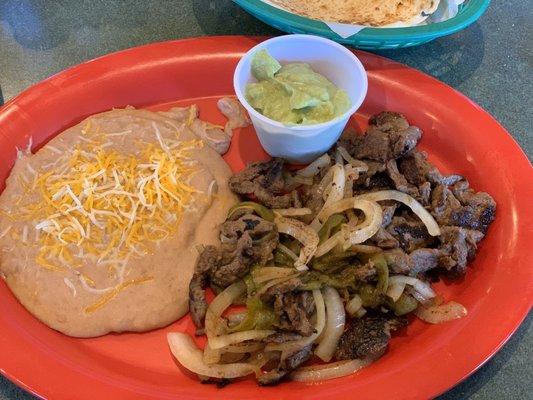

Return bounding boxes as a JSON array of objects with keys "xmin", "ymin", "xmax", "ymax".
[
  {"xmin": 437, "ymin": 226, "xmax": 484, "ymax": 276},
  {"xmin": 258, "ymin": 345, "xmax": 313, "ymax": 386},
  {"xmin": 229, "ymin": 158, "xmax": 301, "ymax": 208},
  {"xmin": 260, "ymin": 278, "xmax": 315, "ymax": 336},
  {"xmin": 189, "ymin": 246, "xmax": 220, "ymax": 331},
  {"xmin": 369, "ymin": 227, "xmax": 399, "ymax": 249},
  {"xmin": 347, "ymin": 112, "xmax": 421, "ymax": 162},
  {"xmin": 386, "ymin": 159, "xmax": 419, "ymax": 198},
  {"xmin": 189, "ymin": 213, "xmax": 279, "ymax": 331},
  {"xmin": 273, "ymin": 291, "xmax": 316, "ymax": 336},
  {"xmin": 383, "ymin": 248, "xmax": 412, "ymax": 274},
  {"xmin": 220, "ymin": 213, "xmax": 279, "ymax": 265},
  {"xmin": 335, "ymin": 314, "xmax": 407, "ymax": 360},
  {"xmin": 386, "ymin": 215, "xmax": 436, "ymax": 253},
  {"xmin": 409, "ymin": 248, "xmax": 440, "ymax": 276},
  {"xmin": 431, "ymin": 182, "xmax": 496, "ymax": 233},
  {"xmin": 398, "ymin": 150, "xmax": 463, "ymax": 187}
]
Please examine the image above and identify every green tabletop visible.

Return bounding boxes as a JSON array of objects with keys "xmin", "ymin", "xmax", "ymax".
[{"xmin": 0, "ymin": 0, "xmax": 531, "ymax": 399}]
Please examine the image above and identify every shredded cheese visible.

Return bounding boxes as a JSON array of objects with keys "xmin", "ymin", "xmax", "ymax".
[
  {"xmin": 84, "ymin": 276, "xmax": 153, "ymax": 313},
  {"xmin": 13, "ymin": 123, "xmax": 204, "ymax": 292}
]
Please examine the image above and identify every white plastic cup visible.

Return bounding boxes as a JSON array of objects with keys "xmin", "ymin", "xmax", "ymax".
[{"xmin": 234, "ymin": 34, "xmax": 368, "ymax": 164}]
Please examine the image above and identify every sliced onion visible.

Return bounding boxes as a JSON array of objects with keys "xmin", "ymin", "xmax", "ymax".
[
  {"xmin": 341, "ymin": 200, "xmax": 382, "ymax": 248},
  {"xmin": 209, "ymin": 330, "xmax": 276, "ymax": 350},
  {"xmin": 276, "ymin": 243, "xmax": 298, "ymax": 262},
  {"xmin": 290, "ymin": 358, "xmax": 372, "ymax": 382},
  {"xmin": 273, "ymin": 207, "xmax": 312, "ymax": 217},
  {"xmin": 356, "ymin": 190, "xmax": 441, "ymax": 236},
  {"xmin": 388, "ymin": 275, "xmax": 436, "ymax": 301},
  {"xmin": 222, "ymin": 342, "xmax": 265, "ymax": 354},
  {"xmin": 386, "ymin": 281, "xmax": 407, "ymax": 302},
  {"xmin": 297, "ymin": 153, "xmax": 331, "ymax": 177},
  {"xmin": 345, "ymin": 294, "xmax": 363, "ymax": 317},
  {"xmin": 266, "ymin": 290, "xmax": 325, "ymax": 358},
  {"xmin": 253, "ymin": 273, "xmax": 301, "ymax": 299},
  {"xmin": 314, "ymin": 199, "xmax": 382, "ymax": 257},
  {"xmin": 167, "ymin": 333, "xmax": 258, "ymax": 379},
  {"xmin": 337, "ymin": 146, "xmax": 368, "ymax": 172},
  {"xmin": 315, "ymin": 287, "xmax": 345, "ymax": 362},
  {"xmin": 205, "ymin": 281, "xmax": 245, "ymax": 339},
  {"xmin": 252, "ymin": 266, "xmax": 297, "ymax": 283},
  {"xmin": 311, "ymin": 164, "xmax": 345, "ymax": 231},
  {"xmin": 414, "ymin": 301, "xmax": 467, "ymax": 324},
  {"xmin": 315, "ymin": 232, "xmax": 342, "ymax": 258},
  {"xmin": 203, "ymin": 343, "xmax": 221, "ymax": 365},
  {"xmin": 275, "ymin": 216, "xmax": 319, "ymax": 271},
  {"xmin": 226, "ymin": 312, "xmax": 247, "ymax": 327}
]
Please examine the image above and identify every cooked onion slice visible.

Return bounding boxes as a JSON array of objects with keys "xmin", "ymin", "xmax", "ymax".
[
  {"xmin": 315, "ymin": 287, "xmax": 345, "ymax": 362},
  {"xmin": 387, "ymin": 275, "xmax": 435, "ymax": 302},
  {"xmin": 275, "ymin": 216, "xmax": 319, "ymax": 271},
  {"xmin": 205, "ymin": 281, "xmax": 245, "ymax": 339},
  {"xmin": 356, "ymin": 190, "xmax": 441, "ymax": 236},
  {"xmin": 266, "ymin": 289, "xmax": 326, "ymax": 358},
  {"xmin": 414, "ymin": 301, "xmax": 467, "ymax": 324},
  {"xmin": 345, "ymin": 294, "xmax": 363, "ymax": 317},
  {"xmin": 311, "ymin": 164, "xmax": 345, "ymax": 231},
  {"xmin": 297, "ymin": 153, "xmax": 331, "ymax": 178},
  {"xmin": 337, "ymin": 146, "xmax": 369, "ymax": 172},
  {"xmin": 314, "ymin": 199, "xmax": 382, "ymax": 257},
  {"xmin": 290, "ymin": 358, "xmax": 372, "ymax": 382},
  {"xmin": 386, "ymin": 281, "xmax": 406, "ymax": 302},
  {"xmin": 274, "ymin": 207, "xmax": 312, "ymax": 217},
  {"xmin": 209, "ymin": 330, "xmax": 276, "ymax": 350},
  {"xmin": 167, "ymin": 333, "xmax": 258, "ymax": 378}
]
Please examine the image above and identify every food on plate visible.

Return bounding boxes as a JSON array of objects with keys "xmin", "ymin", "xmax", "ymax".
[
  {"xmin": 0, "ymin": 99, "xmax": 248, "ymax": 337},
  {"xmin": 245, "ymin": 50, "xmax": 351, "ymax": 124},
  {"xmin": 168, "ymin": 111, "xmax": 496, "ymax": 385},
  {"xmin": 269, "ymin": 0, "xmax": 441, "ymax": 27}
]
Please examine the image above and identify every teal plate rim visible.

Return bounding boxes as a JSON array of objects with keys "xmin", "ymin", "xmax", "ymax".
[{"xmin": 234, "ymin": 0, "xmax": 491, "ymax": 43}]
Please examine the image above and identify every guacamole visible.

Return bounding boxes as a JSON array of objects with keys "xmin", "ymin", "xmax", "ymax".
[{"xmin": 245, "ymin": 50, "xmax": 351, "ymax": 125}]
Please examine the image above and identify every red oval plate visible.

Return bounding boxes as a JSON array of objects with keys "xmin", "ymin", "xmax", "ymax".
[{"xmin": 0, "ymin": 36, "xmax": 531, "ymax": 400}]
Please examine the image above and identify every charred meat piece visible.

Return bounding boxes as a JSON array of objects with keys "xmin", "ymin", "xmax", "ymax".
[
  {"xmin": 381, "ymin": 203, "xmax": 398, "ymax": 228},
  {"xmin": 383, "ymin": 248, "xmax": 412, "ymax": 274},
  {"xmin": 398, "ymin": 150, "xmax": 463, "ymax": 187},
  {"xmin": 229, "ymin": 158, "xmax": 300, "ymax": 208},
  {"xmin": 437, "ymin": 226, "xmax": 485, "ymax": 276},
  {"xmin": 335, "ymin": 314, "xmax": 407, "ymax": 360},
  {"xmin": 189, "ymin": 246, "xmax": 221, "ymax": 333},
  {"xmin": 260, "ymin": 277, "xmax": 303, "ymax": 303},
  {"xmin": 210, "ymin": 233, "xmax": 254, "ymax": 287},
  {"xmin": 387, "ymin": 215, "xmax": 435, "ymax": 253},
  {"xmin": 369, "ymin": 227, "xmax": 399, "ymax": 249},
  {"xmin": 263, "ymin": 332, "xmax": 303, "ymax": 344},
  {"xmin": 189, "ymin": 214, "xmax": 279, "ymax": 331},
  {"xmin": 386, "ymin": 159, "xmax": 419, "ymax": 198},
  {"xmin": 261, "ymin": 279, "xmax": 315, "ymax": 336},
  {"xmin": 348, "ymin": 112, "xmax": 421, "ymax": 162},
  {"xmin": 258, "ymin": 344, "xmax": 313, "ymax": 386},
  {"xmin": 220, "ymin": 213, "xmax": 279, "ymax": 265},
  {"xmin": 273, "ymin": 291, "xmax": 316, "ymax": 336},
  {"xmin": 409, "ymin": 248, "xmax": 440, "ymax": 276},
  {"xmin": 431, "ymin": 182, "xmax": 496, "ymax": 233}
]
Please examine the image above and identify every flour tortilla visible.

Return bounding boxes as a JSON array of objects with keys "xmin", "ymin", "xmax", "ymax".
[
  {"xmin": 0, "ymin": 107, "xmax": 237, "ymax": 337},
  {"xmin": 269, "ymin": 0, "xmax": 440, "ymax": 26}
]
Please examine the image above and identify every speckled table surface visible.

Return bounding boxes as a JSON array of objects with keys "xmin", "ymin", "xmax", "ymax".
[{"xmin": 0, "ymin": 0, "xmax": 531, "ymax": 399}]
